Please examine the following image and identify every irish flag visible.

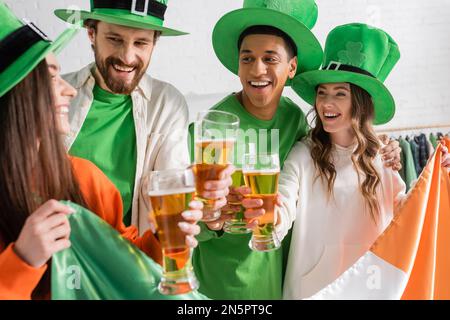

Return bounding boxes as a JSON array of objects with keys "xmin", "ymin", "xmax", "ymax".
[{"xmin": 310, "ymin": 141, "xmax": 450, "ymax": 300}]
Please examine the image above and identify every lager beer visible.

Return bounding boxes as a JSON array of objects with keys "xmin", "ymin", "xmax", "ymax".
[
  {"xmin": 243, "ymin": 153, "xmax": 281, "ymax": 252},
  {"xmin": 243, "ymin": 170, "xmax": 279, "ymax": 228},
  {"xmin": 150, "ymin": 188, "xmax": 194, "ymax": 270},
  {"xmin": 194, "ymin": 110, "xmax": 240, "ymax": 222},
  {"xmin": 193, "ymin": 139, "xmax": 235, "ymax": 221},
  {"xmin": 231, "ymin": 169, "xmax": 244, "ymax": 190},
  {"xmin": 223, "ymin": 169, "xmax": 252, "ymax": 234},
  {"xmin": 147, "ymin": 169, "xmax": 199, "ymax": 295},
  {"xmin": 223, "ymin": 143, "xmax": 256, "ymax": 234}
]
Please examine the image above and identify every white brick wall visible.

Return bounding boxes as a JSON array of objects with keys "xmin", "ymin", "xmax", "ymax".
[{"xmin": 4, "ymin": 0, "xmax": 450, "ymax": 131}]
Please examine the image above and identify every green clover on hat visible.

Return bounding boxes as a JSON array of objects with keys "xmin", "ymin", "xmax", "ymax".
[{"xmin": 292, "ymin": 23, "xmax": 400, "ymax": 125}]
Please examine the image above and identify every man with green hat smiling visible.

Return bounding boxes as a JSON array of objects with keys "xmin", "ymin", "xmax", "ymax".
[
  {"xmin": 53, "ymin": 0, "xmax": 233, "ymax": 235},
  {"xmin": 189, "ymin": 0, "xmax": 403, "ymax": 300}
]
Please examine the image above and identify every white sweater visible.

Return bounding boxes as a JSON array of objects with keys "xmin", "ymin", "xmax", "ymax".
[{"xmin": 279, "ymin": 140, "xmax": 406, "ymax": 300}]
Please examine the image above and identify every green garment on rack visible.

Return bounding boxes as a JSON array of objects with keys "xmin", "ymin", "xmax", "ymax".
[
  {"xmin": 51, "ymin": 201, "xmax": 207, "ymax": 300},
  {"xmin": 429, "ymin": 133, "xmax": 438, "ymax": 149},
  {"xmin": 399, "ymin": 138, "xmax": 418, "ymax": 191},
  {"xmin": 408, "ymin": 138, "xmax": 422, "ymax": 176}
]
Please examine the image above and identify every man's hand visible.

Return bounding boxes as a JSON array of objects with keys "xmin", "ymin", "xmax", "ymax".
[
  {"xmin": 179, "ymin": 200, "xmax": 203, "ymax": 248},
  {"xmin": 204, "ymin": 185, "xmax": 247, "ymax": 231},
  {"xmin": 379, "ymin": 134, "xmax": 402, "ymax": 171},
  {"xmin": 200, "ymin": 164, "xmax": 234, "ymax": 210}
]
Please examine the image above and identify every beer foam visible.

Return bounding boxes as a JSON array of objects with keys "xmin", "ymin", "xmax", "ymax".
[
  {"xmin": 242, "ymin": 169, "xmax": 280, "ymax": 174},
  {"xmin": 195, "ymin": 139, "xmax": 236, "ymax": 144},
  {"xmin": 148, "ymin": 188, "xmax": 196, "ymax": 197}
]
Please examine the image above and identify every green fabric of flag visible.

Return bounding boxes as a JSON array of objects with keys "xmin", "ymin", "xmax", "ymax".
[{"xmin": 51, "ymin": 201, "xmax": 207, "ymax": 300}]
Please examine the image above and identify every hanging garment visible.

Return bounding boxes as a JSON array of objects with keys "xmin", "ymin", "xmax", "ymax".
[
  {"xmin": 304, "ymin": 144, "xmax": 450, "ymax": 299},
  {"xmin": 399, "ymin": 137, "xmax": 418, "ymax": 191},
  {"xmin": 427, "ymin": 138, "xmax": 435, "ymax": 159},
  {"xmin": 51, "ymin": 202, "xmax": 207, "ymax": 300},
  {"xmin": 429, "ymin": 133, "xmax": 438, "ymax": 149},
  {"xmin": 408, "ymin": 137, "xmax": 422, "ymax": 175},
  {"xmin": 414, "ymin": 134, "xmax": 430, "ymax": 174}
]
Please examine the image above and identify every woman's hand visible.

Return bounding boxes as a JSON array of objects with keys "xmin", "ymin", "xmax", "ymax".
[
  {"xmin": 440, "ymin": 143, "xmax": 450, "ymax": 170},
  {"xmin": 240, "ymin": 188, "xmax": 283, "ymax": 229},
  {"xmin": 379, "ymin": 134, "xmax": 402, "ymax": 171},
  {"xmin": 14, "ymin": 200, "xmax": 74, "ymax": 268}
]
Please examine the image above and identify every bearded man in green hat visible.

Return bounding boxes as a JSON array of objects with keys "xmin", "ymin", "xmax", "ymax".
[
  {"xmin": 54, "ymin": 0, "xmax": 233, "ymax": 235},
  {"xmin": 189, "ymin": 0, "xmax": 403, "ymax": 300}
]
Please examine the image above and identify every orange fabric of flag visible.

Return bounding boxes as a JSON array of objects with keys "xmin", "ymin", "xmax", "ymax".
[
  {"xmin": 310, "ymin": 142, "xmax": 450, "ymax": 300},
  {"xmin": 402, "ymin": 144, "xmax": 450, "ymax": 299},
  {"xmin": 369, "ymin": 143, "xmax": 450, "ymax": 299}
]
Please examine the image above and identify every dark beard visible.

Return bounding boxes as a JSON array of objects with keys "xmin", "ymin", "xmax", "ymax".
[{"xmin": 94, "ymin": 48, "xmax": 146, "ymax": 95}]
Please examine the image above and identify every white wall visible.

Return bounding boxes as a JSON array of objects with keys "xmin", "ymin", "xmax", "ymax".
[{"xmin": 4, "ymin": 0, "xmax": 450, "ymax": 131}]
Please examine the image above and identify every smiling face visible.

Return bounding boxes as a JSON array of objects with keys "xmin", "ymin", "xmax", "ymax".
[
  {"xmin": 315, "ymin": 83, "xmax": 353, "ymax": 135},
  {"xmin": 238, "ymin": 34, "xmax": 297, "ymax": 114},
  {"xmin": 88, "ymin": 21, "xmax": 158, "ymax": 94},
  {"xmin": 46, "ymin": 53, "xmax": 77, "ymax": 135}
]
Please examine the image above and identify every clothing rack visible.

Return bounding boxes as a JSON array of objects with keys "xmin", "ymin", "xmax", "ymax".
[{"xmin": 376, "ymin": 124, "xmax": 450, "ymax": 134}]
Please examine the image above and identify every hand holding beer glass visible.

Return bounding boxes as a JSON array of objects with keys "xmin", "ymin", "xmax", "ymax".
[
  {"xmin": 148, "ymin": 168, "xmax": 201, "ymax": 295},
  {"xmin": 222, "ymin": 143, "xmax": 256, "ymax": 234},
  {"xmin": 193, "ymin": 110, "xmax": 239, "ymax": 222},
  {"xmin": 242, "ymin": 152, "xmax": 281, "ymax": 252}
]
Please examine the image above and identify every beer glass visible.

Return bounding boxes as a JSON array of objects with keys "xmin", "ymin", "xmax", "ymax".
[
  {"xmin": 193, "ymin": 110, "xmax": 239, "ymax": 222},
  {"xmin": 223, "ymin": 143, "xmax": 256, "ymax": 234},
  {"xmin": 243, "ymin": 153, "xmax": 281, "ymax": 252},
  {"xmin": 148, "ymin": 168, "xmax": 199, "ymax": 295}
]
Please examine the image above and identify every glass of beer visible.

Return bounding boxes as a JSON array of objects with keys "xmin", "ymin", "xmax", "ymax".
[
  {"xmin": 148, "ymin": 168, "xmax": 199, "ymax": 295},
  {"xmin": 193, "ymin": 110, "xmax": 239, "ymax": 222},
  {"xmin": 243, "ymin": 152, "xmax": 281, "ymax": 252},
  {"xmin": 222, "ymin": 165, "xmax": 249, "ymax": 234},
  {"xmin": 223, "ymin": 143, "xmax": 256, "ymax": 234}
]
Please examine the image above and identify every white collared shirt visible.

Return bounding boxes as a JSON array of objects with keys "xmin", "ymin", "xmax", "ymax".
[{"xmin": 64, "ymin": 63, "xmax": 190, "ymax": 234}]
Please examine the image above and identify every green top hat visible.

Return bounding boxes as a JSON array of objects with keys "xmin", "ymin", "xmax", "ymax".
[
  {"xmin": 212, "ymin": 0, "xmax": 323, "ymax": 78},
  {"xmin": 292, "ymin": 23, "xmax": 400, "ymax": 125},
  {"xmin": 0, "ymin": 2, "xmax": 80, "ymax": 98},
  {"xmin": 55, "ymin": 0, "xmax": 187, "ymax": 36}
]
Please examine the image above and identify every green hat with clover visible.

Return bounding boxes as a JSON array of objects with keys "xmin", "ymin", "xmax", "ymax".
[
  {"xmin": 0, "ymin": 1, "xmax": 80, "ymax": 98},
  {"xmin": 292, "ymin": 23, "xmax": 400, "ymax": 125},
  {"xmin": 212, "ymin": 0, "xmax": 323, "ymax": 77},
  {"xmin": 54, "ymin": 0, "xmax": 186, "ymax": 36}
]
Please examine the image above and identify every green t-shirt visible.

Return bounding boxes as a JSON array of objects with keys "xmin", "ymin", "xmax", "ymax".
[
  {"xmin": 189, "ymin": 94, "xmax": 308, "ymax": 299},
  {"xmin": 69, "ymin": 85, "xmax": 137, "ymax": 226}
]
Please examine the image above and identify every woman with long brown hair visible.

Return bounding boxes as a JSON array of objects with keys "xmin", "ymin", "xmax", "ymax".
[
  {"xmin": 242, "ymin": 23, "xmax": 449, "ymax": 299},
  {"xmin": 0, "ymin": 3, "xmax": 202, "ymax": 299}
]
